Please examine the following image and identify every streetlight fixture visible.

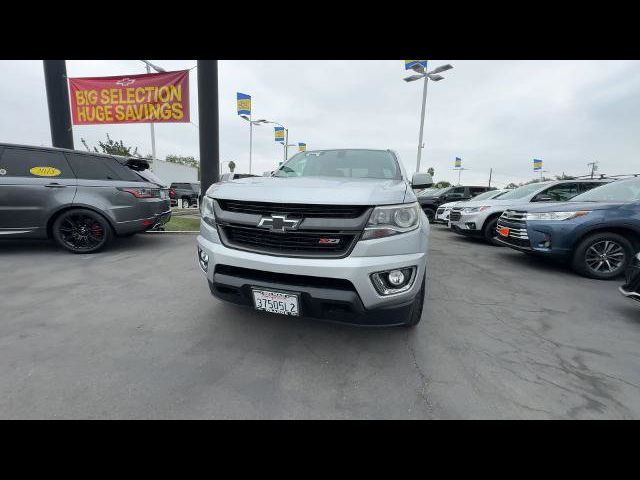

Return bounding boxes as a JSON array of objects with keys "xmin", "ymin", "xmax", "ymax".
[
  {"xmin": 239, "ymin": 116, "xmax": 267, "ymax": 174},
  {"xmin": 260, "ymin": 120, "xmax": 292, "ymax": 164},
  {"xmin": 404, "ymin": 62, "xmax": 453, "ymax": 173},
  {"xmin": 140, "ymin": 60, "xmax": 167, "ymax": 161}
]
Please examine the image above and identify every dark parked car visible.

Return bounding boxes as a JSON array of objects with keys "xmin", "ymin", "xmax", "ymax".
[
  {"xmin": 418, "ymin": 185, "xmax": 495, "ymax": 222},
  {"xmin": 495, "ymin": 178, "xmax": 640, "ymax": 279},
  {"xmin": 620, "ymin": 252, "xmax": 640, "ymax": 302},
  {"xmin": 0, "ymin": 143, "xmax": 171, "ymax": 253},
  {"xmin": 170, "ymin": 182, "xmax": 200, "ymax": 208}
]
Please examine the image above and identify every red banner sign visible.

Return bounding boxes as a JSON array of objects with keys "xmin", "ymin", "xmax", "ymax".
[{"xmin": 68, "ymin": 70, "xmax": 190, "ymax": 125}]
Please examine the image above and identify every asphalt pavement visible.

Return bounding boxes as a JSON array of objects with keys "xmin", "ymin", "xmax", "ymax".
[{"xmin": 1, "ymin": 226, "xmax": 639, "ymax": 419}]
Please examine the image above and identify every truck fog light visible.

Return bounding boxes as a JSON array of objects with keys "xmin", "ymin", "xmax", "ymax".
[
  {"xmin": 371, "ymin": 267, "xmax": 416, "ymax": 295},
  {"xmin": 198, "ymin": 247, "xmax": 209, "ymax": 272},
  {"xmin": 388, "ymin": 270, "xmax": 405, "ymax": 286}
]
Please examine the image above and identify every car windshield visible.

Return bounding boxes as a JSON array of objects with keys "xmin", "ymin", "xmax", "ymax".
[
  {"xmin": 472, "ymin": 190, "xmax": 501, "ymax": 201},
  {"xmin": 498, "ymin": 182, "xmax": 550, "ymax": 200},
  {"xmin": 274, "ymin": 149, "xmax": 401, "ymax": 179},
  {"xmin": 569, "ymin": 179, "xmax": 640, "ymax": 202}
]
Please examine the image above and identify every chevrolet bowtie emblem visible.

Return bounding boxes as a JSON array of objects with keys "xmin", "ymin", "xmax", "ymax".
[
  {"xmin": 257, "ymin": 215, "xmax": 300, "ymax": 232},
  {"xmin": 116, "ymin": 78, "xmax": 136, "ymax": 87}
]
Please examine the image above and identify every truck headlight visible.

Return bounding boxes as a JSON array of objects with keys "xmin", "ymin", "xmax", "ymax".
[
  {"xmin": 525, "ymin": 211, "xmax": 590, "ymax": 221},
  {"xmin": 362, "ymin": 202, "xmax": 420, "ymax": 240},
  {"xmin": 201, "ymin": 196, "xmax": 216, "ymax": 227}
]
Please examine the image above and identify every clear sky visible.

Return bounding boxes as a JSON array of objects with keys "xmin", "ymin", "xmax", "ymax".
[{"xmin": 1, "ymin": 60, "xmax": 638, "ymax": 187}]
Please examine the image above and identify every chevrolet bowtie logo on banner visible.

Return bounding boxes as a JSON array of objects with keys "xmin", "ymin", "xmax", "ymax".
[
  {"xmin": 69, "ymin": 70, "xmax": 190, "ymax": 124},
  {"xmin": 454, "ymin": 157, "xmax": 462, "ymax": 169},
  {"xmin": 298, "ymin": 143, "xmax": 306, "ymax": 152},
  {"xmin": 237, "ymin": 92, "xmax": 251, "ymax": 116},
  {"xmin": 274, "ymin": 127, "xmax": 285, "ymax": 143},
  {"xmin": 533, "ymin": 159, "xmax": 543, "ymax": 171},
  {"xmin": 405, "ymin": 60, "xmax": 428, "ymax": 70}
]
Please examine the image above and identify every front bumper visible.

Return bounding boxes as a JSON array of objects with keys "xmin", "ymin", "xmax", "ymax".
[
  {"xmin": 449, "ymin": 212, "xmax": 484, "ymax": 235},
  {"xmin": 196, "ymin": 219, "xmax": 428, "ymax": 325}
]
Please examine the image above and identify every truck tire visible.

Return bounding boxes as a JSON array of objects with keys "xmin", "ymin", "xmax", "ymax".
[
  {"xmin": 403, "ymin": 275, "xmax": 426, "ymax": 327},
  {"xmin": 572, "ymin": 232, "xmax": 633, "ymax": 280}
]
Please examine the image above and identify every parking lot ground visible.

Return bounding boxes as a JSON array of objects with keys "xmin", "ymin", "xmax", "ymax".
[{"xmin": 1, "ymin": 226, "xmax": 640, "ymax": 419}]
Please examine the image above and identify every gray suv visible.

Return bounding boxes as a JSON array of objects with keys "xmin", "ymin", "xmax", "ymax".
[
  {"xmin": 197, "ymin": 149, "xmax": 432, "ymax": 327},
  {"xmin": 0, "ymin": 143, "xmax": 171, "ymax": 253}
]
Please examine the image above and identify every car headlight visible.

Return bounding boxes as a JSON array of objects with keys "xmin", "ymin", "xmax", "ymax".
[
  {"xmin": 525, "ymin": 211, "xmax": 591, "ymax": 221},
  {"xmin": 362, "ymin": 202, "xmax": 420, "ymax": 240},
  {"xmin": 201, "ymin": 196, "xmax": 216, "ymax": 227},
  {"xmin": 462, "ymin": 206, "xmax": 490, "ymax": 214}
]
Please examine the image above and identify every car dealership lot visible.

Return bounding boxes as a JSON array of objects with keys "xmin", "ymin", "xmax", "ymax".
[{"xmin": 1, "ymin": 227, "xmax": 639, "ymax": 419}]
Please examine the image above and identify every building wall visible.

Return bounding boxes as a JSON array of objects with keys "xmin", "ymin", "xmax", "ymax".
[{"xmin": 150, "ymin": 159, "xmax": 198, "ymax": 185}]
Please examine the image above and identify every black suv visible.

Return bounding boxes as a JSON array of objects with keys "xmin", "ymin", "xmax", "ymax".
[
  {"xmin": 418, "ymin": 185, "xmax": 495, "ymax": 222},
  {"xmin": 170, "ymin": 182, "xmax": 200, "ymax": 208},
  {"xmin": 0, "ymin": 143, "xmax": 170, "ymax": 253}
]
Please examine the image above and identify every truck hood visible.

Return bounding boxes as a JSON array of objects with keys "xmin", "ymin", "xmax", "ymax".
[
  {"xmin": 206, "ymin": 176, "xmax": 409, "ymax": 205},
  {"xmin": 518, "ymin": 201, "xmax": 628, "ymax": 213}
]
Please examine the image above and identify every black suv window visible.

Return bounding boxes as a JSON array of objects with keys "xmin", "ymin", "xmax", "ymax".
[
  {"xmin": 66, "ymin": 153, "xmax": 141, "ymax": 181},
  {"xmin": 469, "ymin": 187, "xmax": 489, "ymax": 196},
  {"xmin": 541, "ymin": 183, "xmax": 580, "ymax": 201},
  {"xmin": 0, "ymin": 147, "xmax": 74, "ymax": 178}
]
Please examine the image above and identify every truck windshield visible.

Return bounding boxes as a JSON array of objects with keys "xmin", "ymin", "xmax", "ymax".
[
  {"xmin": 570, "ymin": 179, "xmax": 640, "ymax": 202},
  {"xmin": 499, "ymin": 182, "xmax": 551, "ymax": 200},
  {"xmin": 274, "ymin": 150, "xmax": 401, "ymax": 180}
]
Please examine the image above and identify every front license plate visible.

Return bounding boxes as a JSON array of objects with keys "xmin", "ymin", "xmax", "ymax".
[
  {"xmin": 252, "ymin": 289, "xmax": 300, "ymax": 316},
  {"xmin": 498, "ymin": 226, "xmax": 510, "ymax": 237}
]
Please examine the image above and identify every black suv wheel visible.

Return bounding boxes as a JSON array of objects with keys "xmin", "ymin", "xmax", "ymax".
[
  {"xmin": 52, "ymin": 208, "xmax": 112, "ymax": 254},
  {"xmin": 572, "ymin": 232, "xmax": 633, "ymax": 279}
]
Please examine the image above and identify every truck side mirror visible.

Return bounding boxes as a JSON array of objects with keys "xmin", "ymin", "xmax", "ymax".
[{"xmin": 412, "ymin": 173, "xmax": 433, "ymax": 189}]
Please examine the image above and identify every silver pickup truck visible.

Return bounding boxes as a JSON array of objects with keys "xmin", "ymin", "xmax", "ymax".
[{"xmin": 197, "ymin": 149, "xmax": 432, "ymax": 327}]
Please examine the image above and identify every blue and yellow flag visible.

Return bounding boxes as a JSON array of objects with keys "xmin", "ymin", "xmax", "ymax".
[
  {"xmin": 236, "ymin": 92, "xmax": 251, "ymax": 116},
  {"xmin": 533, "ymin": 159, "xmax": 543, "ymax": 171},
  {"xmin": 274, "ymin": 127, "xmax": 285, "ymax": 143},
  {"xmin": 405, "ymin": 60, "xmax": 428, "ymax": 70},
  {"xmin": 298, "ymin": 143, "xmax": 306, "ymax": 152},
  {"xmin": 454, "ymin": 157, "xmax": 462, "ymax": 169}
]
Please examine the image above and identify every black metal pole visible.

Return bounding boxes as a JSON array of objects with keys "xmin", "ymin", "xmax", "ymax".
[
  {"xmin": 43, "ymin": 60, "xmax": 74, "ymax": 150},
  {"xmin": 197, "ymin": 60, "xmax": 219, "ymax": 197}
]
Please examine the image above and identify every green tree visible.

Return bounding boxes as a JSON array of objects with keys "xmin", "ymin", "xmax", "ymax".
[
  {"xmin": 505, "ymin": 182, "xmax": 519, "ymax": 189},
  {"xmin": 555, "ymin": 173, "xmax": 576, "ymax": 180},
  {"xmin": 228, "ymin": 160, "xmax": 236, "ymax": 173},
  {"xmin": 434, "ymin": 181, "xmax": 451, "ymax": 188},
  {"xmin": 427, "ymin": 167, "xmax": 435, "ymax": 177},
  {"xmin": 82, "ymin": 134, "xmax": 141, "ymax": 157}
]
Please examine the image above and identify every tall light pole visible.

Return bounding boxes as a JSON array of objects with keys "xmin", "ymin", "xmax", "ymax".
[
  {"xmin": 261, "ymin": 120, "xmax": 290, "ymax": 164},
  {"xmin": 140, "ymin": 60, "xmax": 166, "ymax": 161},
  {"xmin": 404, "ymin": 63, "xmax": 454, "ymax": 173},
  {"xmin": 240, "ymin": 116, "xmax": 267, "ymax": 174}
]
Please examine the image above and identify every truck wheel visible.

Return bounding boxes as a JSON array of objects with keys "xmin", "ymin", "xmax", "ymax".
[
  {"xmin": 403, "ymin": 275, "xmax": 426, "ymax": 328},
  {"xmin": 52, "ymin": 208, "xmax": 112, "ymax": 254},
  {"xmin": 483, "ymin": 217, "xmax": 503, "ymax": 246},
  {"xmin": 182, "ymin": 198, "xmax": 191, "ymax": 209},
  {"xmin": 572, "ymin": 232, "xmax": 633, "ymax": 280}
]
